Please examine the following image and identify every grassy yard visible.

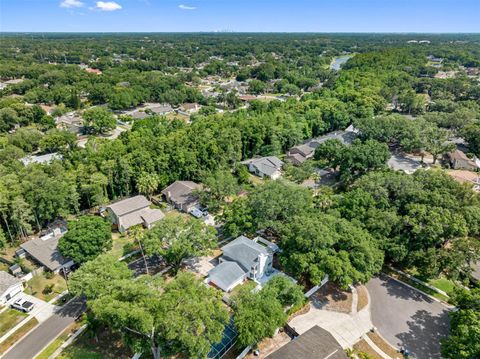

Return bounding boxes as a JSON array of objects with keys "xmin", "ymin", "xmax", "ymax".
[
  {"xmin": 36, "ymin": 322, "xmax": 83, "ymax": 359},
  {"xmin": 24, "ymin": 272, "xmax": 68, "ymax": 302},
  {"xmin": 403, "ymin": 267, "xmax": 456, "ymax": 295},
  {"xmin": 58, "ymin": 327, "xmax": 132, "ymax": 359},
  {"xmin": 228, "ymin": 280, "xmax": 257, "ymax": 298},
  {"xmin": 0, "ymin": 309, "xmax": 27, "ymax": 338},
  {"xmin": 0, "ymin": 317, "xmax": 39, "ymax": 354},
  {"xmin": 427, "ymin": 277, "xmax": 456, "ymax": 294},
  {"xmin": 108, "ymin": 232, "xmax": 137, "ymax": 259}
]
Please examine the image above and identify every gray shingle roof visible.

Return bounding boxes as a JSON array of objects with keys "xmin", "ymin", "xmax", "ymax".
[
  {"xmin": 0, "ymin": 271, "xmax": 21, "ymax": 294},
  {"xmin": 107, "ymin": 195, "xmax": 151, "ymax": 217},
  {"xmin": 208, "ymin": 261, "xmax": 246, "ymax": 290},
  {"xmin": 161, "ymin": 181, "xmax": 201, "ymax": 207},
  {"xmin": 20, "ymin": 234, "xmax": 70, "ymax": 271},
  {"xmin": 221, "ymin": 236, "xmax": 269, "ymax": 272},
  {"xmin": 243, "ymin": 156, "xmax": 283, "ymax": 177},
  {"xmin": 266, "ymin": 325, "xmax": 347, "ymax": 359},
  {"xmin": 150, "ymin": 105, "xmax": 173, "ymax": 115}
]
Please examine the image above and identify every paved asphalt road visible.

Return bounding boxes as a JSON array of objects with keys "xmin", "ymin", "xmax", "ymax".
[
  {"xmin": 3, "ymin": 255, "xmax": 151, "ymax": 359},
  {"xmin": 366, "ymin": 274, "xmax": 450, "ymax": 359},
  {"xmin": 2, "ymin": 297, "xmax": 86, "ymax": 359},
  {"xmin": 127, "ymin": 254, "xmax": 166, "ymax": 276}
]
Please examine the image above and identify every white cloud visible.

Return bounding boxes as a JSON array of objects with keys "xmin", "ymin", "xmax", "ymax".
[
  {"xmin": 95, "ymin": 1, "xmax": 122, "ymax": 11},
  {"xmin": 60, "ymin": 0, "xmax": 84, "ymax": 8},
  {"xmin": 179, "ymin": 4, "xmax": 196, "ymax": 10}
]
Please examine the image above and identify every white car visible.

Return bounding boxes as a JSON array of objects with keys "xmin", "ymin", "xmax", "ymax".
[
  {"xmin": 11, "ymin": 298, "xmax": 35, "ymax": 313},
  {"xmin": 189, "ymin": 207, "xmax": 207, "ymax": 219}
]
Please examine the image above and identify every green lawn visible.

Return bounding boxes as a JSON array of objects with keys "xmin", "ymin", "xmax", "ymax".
[
  {"xmin": 229, "ymin": 280, "xmax": 257, "ymax": 298},
  {"xmin": 428, "ymin": 277, "xmax": 456, "ymax": 294},
  {"xmin": 0, "ymin": 317, "xmax": 39, "ymax": 354},
  {"xmin": 58, "ymin": 347, "xmax": 104, "ymax": 359},
  {"xmin": 108, "ymin": 232, "xmax": 137, "ymax": 259},
  {"xmin": 24, "ymin": 272, "xmax": 68, "ymax": 302},
  {"xmin": 403, "ymin": 267, "xmax": 456, "ymax": 295},
  {"xmin": 58, "ymin": 326, "xmax": 132, "ymax": 359},
  {"xmin": 0, "ymin": 309, "xmax": 27, "ymax": 337}
]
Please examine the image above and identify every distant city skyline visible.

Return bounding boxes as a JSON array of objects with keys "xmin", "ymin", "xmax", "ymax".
[{"xmin": 1, "ymin": 0, "xmax": 479, "ymax": 33}]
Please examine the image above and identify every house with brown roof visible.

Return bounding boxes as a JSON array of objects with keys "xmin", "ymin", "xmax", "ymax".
[
  {"xmin": 447, "ymin": 170, "xmax": 480, "ymax": 192},
  {"xmin": 266, "ymin": 325, "xmax": 347, "ymax": 359},
  {"xmin": 286, "ymin": 129, "xmax": 358, "ymax": 166},
  {"xmin": 179, "ymin": 103, "xmax": 201, "ymax": 114},
  {"xmin": 161, "ymin": 181, "xmax": 202, "ymax": 212},
  {"xmin": 106, "ymin": 195, "xmax": 164, "ymax": 233},
  {"xmin": 446, "ymin": 150, "xmax": 479, "ymax": 171}
]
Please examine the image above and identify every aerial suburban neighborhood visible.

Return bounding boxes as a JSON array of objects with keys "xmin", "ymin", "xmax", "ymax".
[{"xmin": 0, "ymin": 1, "xmax": 479, "ymax": 359}]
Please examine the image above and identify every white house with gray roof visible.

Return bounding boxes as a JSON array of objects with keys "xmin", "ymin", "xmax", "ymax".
[
  {"xmin": 242, "ymin": 156, "xmax": 283, "ymax": 179},
  {"xmin": 20, "ymin": 228, "xmax": 73, "ymax": 273},
  {"xmin": 106, "ymin": 195, "xmax": 164, "ymax": 233},
  {"xmin": 0, "ymin": 271, "xmax": 23, "ymax": 305},
  {"xmin": 207, "ymin": 235, "xmax": 275, "ymax": 292}
]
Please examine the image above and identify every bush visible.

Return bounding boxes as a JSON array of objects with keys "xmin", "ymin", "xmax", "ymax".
[
  {"xmin": 43, "ymin": 284, "xmax": 54, "ymax": 295},
  {"xmin": 44, "ymin": 270, "xmax": 54, "ymax": 279}
]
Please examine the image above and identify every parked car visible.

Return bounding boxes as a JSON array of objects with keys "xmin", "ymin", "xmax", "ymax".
[
  {"xmin": 188, "ymin": 206, "xmax": 208, "ymax": 219},
  {"xmin": 11, "ymin": 298, "xmax": 35, "ymax": 313}
]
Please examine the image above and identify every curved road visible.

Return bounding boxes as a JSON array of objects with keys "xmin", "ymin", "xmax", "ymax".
[{"xmin": 366, "ymin": 275, "xmax": 450, "ymax": 359}]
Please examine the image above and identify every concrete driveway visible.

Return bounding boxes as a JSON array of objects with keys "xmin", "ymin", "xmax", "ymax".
[
  {"xmin": 6, "ymin": 293, "xmax": 56, "ymax": 323},
  {"xmin": 366, "ymin": 275, "xmax": 450, "ymax": 359},
  {"xmin": 288, "ymin": 287, "xmax": 372, "ymax": 349}
]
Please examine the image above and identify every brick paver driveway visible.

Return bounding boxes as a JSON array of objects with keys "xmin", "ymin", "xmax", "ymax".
[{"xmin": 366, "ymin": 274, "xmax": 450, "ymax": 359}]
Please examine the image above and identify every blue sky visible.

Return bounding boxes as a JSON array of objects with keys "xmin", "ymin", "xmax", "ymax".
[{"xmin": 1, "ymin": 0, "xmax": 479, "ymax": 33}]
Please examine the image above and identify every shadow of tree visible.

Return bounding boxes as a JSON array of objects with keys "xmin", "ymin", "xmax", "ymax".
[
  {"xmin": 379, "ymin": 274, "xmax": 430, "ymax": 303},
  {"xmin": 55, "ymin": 297, "xmax": 86, "ymax": 318},
  {"xmin": 396, "ymin": 308, "xmax": 450, "ymax": 359}
]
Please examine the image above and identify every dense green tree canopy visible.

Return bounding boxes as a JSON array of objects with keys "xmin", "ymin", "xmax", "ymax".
[
  {"xmin": 441, "ymin": 288, "xmax": 480, "ymax": 359},
  {"xmin": 59, "ymin": 215, "xmax": 112, "ymax": 264},
  {"xmin": 142, "ymin": 216, "xmax": 216, "ymax": 271}
]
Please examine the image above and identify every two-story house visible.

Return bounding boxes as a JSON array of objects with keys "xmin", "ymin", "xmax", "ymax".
[{"xmin": 207, "ymin": 235, "xmax": 274, "ymax": 292}]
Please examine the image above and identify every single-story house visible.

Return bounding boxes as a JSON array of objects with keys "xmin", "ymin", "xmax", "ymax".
[
  {"xmin": 207, "ymin": 235, "xmax": 274, "ymax": 292},
  {"xmin": 242, "ymin": 156, "xmax": 283, "ymax": 179},
  {"xmin": 130, "ymin": 110, "xmax": 149, "ymax": 120},
  {"xmin": 266, "ymin": 325, "xmax": 348, "ymax": 359},
  {"xmin": 286, "ymin": 142, "xmax": 319, "ymax": 165},
  {"xmin": 0, "ymin": 271, "xmax": 24, "ymax": 305},
  {"xmin": 149, "ymin": 104, "xmax": 173, "ymax": 115},
  {"xmin": 56, "ymin": 112, "xmax": 84, "ymax": 134},
  {"xmin": 106, "ymin": 195, "xmax": 164, "ymax": 233},
  {"xmin": 20, "ymin": 152, "xmax": 63, "ymax": 166},
  {"xmin": 447, "ymin": 170, "xmax": 480, "ymax": 192},
  {"xmin": 161, "ymin": 181, "xmax": 202, "ymax": 212},
  {"xmin": 20, "ymin": 228, "xmax": 74, "ymax": 273},
  {"xmin": 286, "ymin": 129, "xmax": 358, "ymax": 166},
  {"xmin": 446, "ymin": 150, "xmax": 479, "ymax": 171},
  {"xmin": 179, "ymin": 103, "xmax": 201, "ymax": 114}
]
